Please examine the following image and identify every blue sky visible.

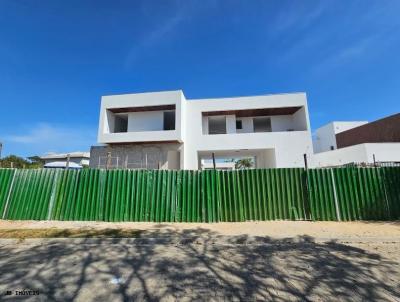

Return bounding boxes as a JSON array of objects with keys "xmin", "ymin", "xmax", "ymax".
[{"xmin": 0, "ymin": 0, "xmax": 399, "ymax": 157}]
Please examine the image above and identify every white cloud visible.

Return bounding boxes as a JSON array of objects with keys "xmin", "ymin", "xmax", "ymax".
[{"xmin": 3, "ymin": 123, "xmax": 97, "ymax": 156}]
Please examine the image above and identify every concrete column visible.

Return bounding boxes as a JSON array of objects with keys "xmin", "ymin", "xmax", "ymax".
[{"xmin": 226, "ymin": 115, "xmax": 236, "ymax": 134}]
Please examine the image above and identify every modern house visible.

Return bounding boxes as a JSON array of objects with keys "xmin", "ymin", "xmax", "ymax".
[
  {"xmin": 41, "ymin": 152, "xmax": 90, "ymax": 169},
  {"xmin": 91, "ymin": 90, "xmax": 313, "ymax": 170},
  {"xmin": 312, "ymin": 113, "xmax": 400, "ymax": 167}
]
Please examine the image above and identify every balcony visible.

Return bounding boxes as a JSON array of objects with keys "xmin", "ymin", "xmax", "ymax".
[
  {"xmin": 99, "ymin": 105, "xmax": 182, "ymax": 143},
  {"xmin": 203, "ymin": 109, "xmax": 308, "ymax": 136},
  {"xmin": 99, "ymin": 130, "xmax": 180, "ymax": 144},
  {"xmin": 198, "ymin": 131, "xmax": 311, "ymax": 151}
]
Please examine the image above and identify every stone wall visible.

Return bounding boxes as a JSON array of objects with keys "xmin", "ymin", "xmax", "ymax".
[{"xmin": 90, "ymin": 143, "xmax": 182, "ymax": 170}]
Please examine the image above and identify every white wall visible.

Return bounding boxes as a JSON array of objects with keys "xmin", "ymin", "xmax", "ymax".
[
  {"xmin": 98, "ymin": 90, "xmax": 183, "ymax": 143},
  {"xmin": 314, "ymin": 123, "xmax": 336, "ymax": 153},
  {"xmin": 167, "ymin": 151, "xmax": 180, "ymax": 170},
  {"xmin": 292, "ymin": 107, "xmax": 309, "ymax": 131},
  {"xmin": 256, "ymin": 149, "xmax": 276, "ymax": 168},
  {"xmin": 332, "ymin": 121, "xmax": 368, "ymax": 134},
  {"xmin": 311, "ymin": 143, "xmax": 400, "ymax": 167},
  {"xmin": 226, "ymin": 115, "xmax": 236, "ymax": 134},
  {"xmin": 202, "ymin": 116, "xmax": 209, "ymax": 134},
  {"xmin": 104, "ymin": 110, "xmax": 115, "ymax": 134},
  {"xmin": 128, "ymin": 111, "xmax": 164, "ymax": 132},
  {"xmin": 311, "ymin": 144, "xmax": 367, "ymax": 167},
  {"xmin": 178, "ymin": 93, "xmax": 187, "ymax": 169},
  {"xmin": 271, "ymin": 115, "xmax": 293, "ymax": 131},
  {"xmin": 364, "ymin": 143, "xmax": 400, "ymax": 163},
  {"xmin": 236, "ymin": 117, "xmax": 253, "ymax": 133}
]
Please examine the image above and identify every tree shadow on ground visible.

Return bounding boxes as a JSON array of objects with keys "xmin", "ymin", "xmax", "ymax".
[{"xmin": 0, "ymin": 227, "xmax": 399, "ymax": 301}]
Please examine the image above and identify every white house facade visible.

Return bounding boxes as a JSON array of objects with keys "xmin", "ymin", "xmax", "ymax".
[{"xmin": 93, "ymin": 90, "xmax": 313, "ymax": 170}]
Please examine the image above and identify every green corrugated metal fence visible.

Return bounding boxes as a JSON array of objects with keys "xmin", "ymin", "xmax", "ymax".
[
  {"xmin": 382, "ymin": 167, "xmax": 400, "ymax": 220},
  {"xmin": 4, "ymin": 169, "xmax": 58, "ymax": 220},
  {"xmin": 307, "ymin": 167, "xmax": 400, "ymax": 221},
  {"xmin": 0, "ymin": 167, "xmax": 399, "ymax": 222},
  {"xmin": 0, "ymin": 169, "xmax": 16, "ymax": 216},
  {"xmin": 217, "ymin": 169, "xmax": 307, "ymax": 221}
]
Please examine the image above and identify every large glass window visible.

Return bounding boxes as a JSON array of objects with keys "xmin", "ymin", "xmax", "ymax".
[
  {"xmin": 253, "ymin": 117, "xmax": 272, "ymax": 132},
  {"xmin": 114, "ymin": 114, "xmax": 128, "ymax": 133},
  {"xmin": 208, "ymin": 116, "xmax": 227, "ymax": 134},
  {"xmin": 163, "ymin": 111, "xmax": 175, "ymax": 130},
  {"xmin": 236, "ymin": 120, "xmax": 243, "ymax": 130}
]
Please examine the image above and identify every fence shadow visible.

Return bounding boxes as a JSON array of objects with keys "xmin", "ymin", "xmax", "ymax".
[{"xmin": 0, "ymin": 227, "xmax": 399, "ymax": 301}]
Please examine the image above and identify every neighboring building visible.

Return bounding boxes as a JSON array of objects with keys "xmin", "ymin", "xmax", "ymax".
[
  {"xmin": 313, "ymin": 121, "xmax": 368, "ymax": 153},
  {"xmin": 335, "ymin": 113, "xmax": 400, "ymax": 148},
  {"xmin": 312, "ymin": 113, "xmax": 400, "ymax": 167},
  {"xmin": 91, "ymin": 90, "xmax": 313, "ymax": 169},
  {"xmin": 41, "ymin": 152, "xmax": 90, "ymax": 169}
]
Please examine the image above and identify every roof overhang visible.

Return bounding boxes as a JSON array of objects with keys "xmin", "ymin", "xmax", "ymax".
[
  {"xmin": 202, "ymin": 106, "xmax": 302, "ymax": 117},
  {"xmin": 108, "ymin": 104, "xmax": 176, "ymax": 114}
]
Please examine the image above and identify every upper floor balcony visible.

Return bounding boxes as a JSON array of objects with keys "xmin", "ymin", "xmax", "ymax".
[
  {"xmin": 98, "ymin": 90, "xmax": 185, "ymax": 144},
  {"xmin": 98, "ymin": 104, "xmax": 182, "ymax": 144},
  {"xmin": 202, "ymin": 106, "xmax": 309, "ymax": 135}
]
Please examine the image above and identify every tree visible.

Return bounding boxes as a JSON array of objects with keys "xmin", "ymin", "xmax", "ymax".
[
  {"xmin": 0, "ymin": 155, "xmax": 44, "ymax": 169},
  {"xmin": 234, "ymin": 158, "xmax": 254, "ymax": 169},
  {"xmin": 27, "ymin": 156, "xmax": 45, "ymax": 167}
]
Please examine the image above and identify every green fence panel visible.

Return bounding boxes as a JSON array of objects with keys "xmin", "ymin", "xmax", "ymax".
[
  {"xmin": 51, "ymin": 169, "xmax": 80, "ymax": 220},
  {"xmin": 4, "ymin": 169, "xmax": 58, "ymax": 220},
  {"xmin": 381, "ymin": 167, "xmax": 400, "ymax": 219},
  {"xmin": 0, "ymin": 169, "xmax": 16, "ymax": 215},
  {"xmin": 1, "ymin": 167, "xmax": 400, "ymax": 222},
  {"xmin": 332, "ymin": 168, "xmax": 390, "ymax": 221},
  {"xmin": 307, "ymin": 169, "xmax": 337, "ymax": 221},
  {"xmin": 216, "ymin": 169, "xmax": 306, "ymax": 221},
  {"xmin": 53, "ymin": 169, "xmax": 102, "ymax": 221}
]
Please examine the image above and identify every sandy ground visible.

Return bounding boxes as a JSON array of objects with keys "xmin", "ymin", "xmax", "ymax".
[
  {"xmin": 0, "ymin": 220, "xmax": 399, "ymax": 301},
  {"xmin": 0, "ymin": 220, "xmax": 399, "ymax": 241}
]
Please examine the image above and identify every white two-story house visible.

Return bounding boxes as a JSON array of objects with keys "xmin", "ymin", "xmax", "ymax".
[{"xmin": 91, "ymin": 90, "xmax": 313, "ymax": 170}]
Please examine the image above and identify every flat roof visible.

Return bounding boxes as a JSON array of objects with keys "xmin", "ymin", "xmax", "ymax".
[{"xmin": 41, "ymin": 152, "xmax": 90, "ymax": 160}]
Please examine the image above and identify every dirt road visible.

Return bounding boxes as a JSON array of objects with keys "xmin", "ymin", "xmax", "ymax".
[{"xmin": 0, "ymin": 221, "xmax": 399, "ymax": 301}]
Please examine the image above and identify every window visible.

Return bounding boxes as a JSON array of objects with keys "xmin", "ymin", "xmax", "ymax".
[
  {"xmin": 208, "ymin": 116, "xmax": 227, "ymax": 134},
  {"xmin": 163, "ymin": 111, "xmax": 175, "ymax": 130},
  {"xmin": 253, "ymin": 117, "xmax": 271, "ymax": 132},
  {"xmin": 114, "ymin": 114, "xmax": 128, "ymax": 133},
  {"xmin": 236, "ymin": 120, "xmax": 243, "ymax": 130},
  {"xmin": 330, "ymin": 146, "xmax": 334, "ymax": 150}
]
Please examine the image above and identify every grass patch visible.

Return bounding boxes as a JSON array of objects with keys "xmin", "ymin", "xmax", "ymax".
[{"xmin": 0, "ymin": 228, "xmax": 143, "ymax": 239}]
